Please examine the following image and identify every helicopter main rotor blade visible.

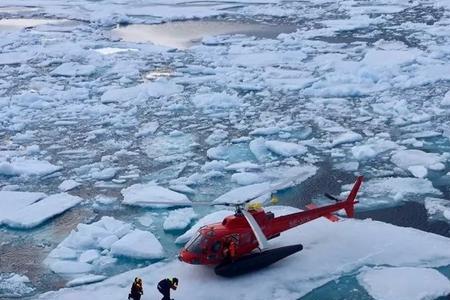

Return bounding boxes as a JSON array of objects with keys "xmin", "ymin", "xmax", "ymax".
[
  {"xmin": 241, "ymin": 209, "xmax": 269, "ymax": 250},
  {"xmin": 324, "ymin": 193, "xmax": 341, "ymax": 202}
]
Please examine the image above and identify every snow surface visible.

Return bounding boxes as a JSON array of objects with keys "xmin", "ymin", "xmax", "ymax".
[
  {"xmin": 40, "ymin": 206, "xmax": 450, "ymax": 300},
  {"xmin": 358, "ymin": 267, "xmax": 450, "ymax": 300},
  {"xmin": 121, "ymin": 183, "xmax": 191, "ymax": 207}
]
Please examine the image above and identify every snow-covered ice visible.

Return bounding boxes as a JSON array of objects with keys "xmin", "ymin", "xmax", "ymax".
[
  {"xmin": 358, "ymin": 267, "xmax": 450, "ymax": 300},
  {"xmin": 121, "ymin": 183, "xmax": 191, "ymax": 207},
  {"xmin": 163, "ymin": 208, "xmax": 198, "ymax": 231},
  {"xmin": 2, "ymin": 193, "xmax": 82, "ymax": 229},
  {"xmin": 39, "ymin": 206, "xmax": 450, "ymax": 300},
  {"xmin": 0, "ymin": 273, "xmax": 34, "ymax": 298},
  {"xmin": 110, "ymin": 229, "xmax": 164, "ymax": 259}
]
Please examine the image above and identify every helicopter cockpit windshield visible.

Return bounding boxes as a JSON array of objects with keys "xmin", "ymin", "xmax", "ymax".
[{"xmin": 185, "ymin": 231, "xmax": 205, "ymax": 254}]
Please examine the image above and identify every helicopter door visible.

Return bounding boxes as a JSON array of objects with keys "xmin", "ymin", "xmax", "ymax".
[{"xmin": 207, "ymin": 240, "xmax": 222, "ymax": 261}]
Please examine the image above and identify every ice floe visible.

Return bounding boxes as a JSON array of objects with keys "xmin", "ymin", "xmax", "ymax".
[
  {"xmin": 264, "ymin": 140, "xmax": 307, "ymax": 157},
  {"xmin": 40, "ymin": 206, "xmax": 450, "ymax": 300},
  {"xmin": 425, "ymin": 197, "xmax": 450, "ymax": 222},
  {"xmin": 110, "ymin": 229, "xmax": 164, "ymax": 259},
  {"xmin": 2, "ymin": 193, "xmax": 82, "ymax": 229},
  {"xmin": 46, "ymin": 216, "xmax": 164, "ymax": 276},
  {"xmin": 163, "ymin": 208, "xmax": 198, "ymax": 231},
  {"xmin": 391, "ymin": 149, "xmax": 446, "ymax": 178},
  {"xmin": 342, "ymin": 177, "xmax": 442, "ymax": 209},
  {"xmin": 0, "ymin": 158, "xmax": 62, "ymax": 177},
  {"xmin": 358, "ymin": 267, "xmax": 450, "ymax": 300},
  {"xmin": 0, "ymin": 273, "xmax": 34, "ymax": 298},
  {"xmin": 121, "ymin": 183, "xmax": 191, "ymax": 207}
]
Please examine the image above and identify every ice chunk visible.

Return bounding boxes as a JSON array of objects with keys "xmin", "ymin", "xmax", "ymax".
[
  {"xmin": 358, "ymin": 267, "xmax": 450, "ymax": 300},
  {"xmin": 231, "ymin": 172, "xmax": 265, "ymax": 185},
  {"xmin": 343, "ymin": 177, "xmax": 442, "ymax": 209},
  {"xmin": 0, "ymin": 158, "xmax": 62, "ymax": 176},
  {"xmin": 441, "ymin": 91, "xmax": 450, "ymax": 106},
  {"xmin": 49, "ymin": 261, "xmax": 93, "ymax": 274},
  {"xmin": 391, "ymin": 149, "xmax": 445, "ymax": 176},
  {"xmin": 265, "ymin": 140, "xmax": 307, "ymax": 157},
  {"xmin": 249, "ymin": 138, "xmax": 271, "ymax": 162},
  {"xmin": 110, "ymin": 229, "xmax": 164, "ymax": 259},
  {"xmin": 121, "ymin": 183, "xmax": 191, "ymax": 207},
  {"xmin": 90, "ymin": 167, "xmax": 118, "ymax": 180},
  {"xmin": 58, "ymin": 179, "xmax": 81, "ymax": 192},
  {"xmin": 3, "ymin": 193, "xmax": 83, "ymax": 229},
  {"xmin": 250, "ymin": 126, "xmax": 280, "ymax": 136},
  {"xmin": 408, "ymin": 165, "xmax": 427, "ymax": 178},
  {"xmin": 135, "ymin": 121, "xmax": 159, "ymax": 137},
  {"xmin": 79, "ymin": 250, "xmax": 101, "ymax": 263},
  {"xmin": 351, "ymin": 138, "xmax": 399, "ymax": 160},
  {"xmin": 425, "ymin": 197, "xmax": 450, "ymax": 221},
  {"xmin": 51, "ymin": 62, "xmax": 96, "ymax": 77},
  {"xmin": 94, "ymin": 47, "xmax": 138, "ymax": 55},
  {"xmin": 0, "ymin": 273, "xmax": 34, "ymax": 298},
  {"xmin": 163, "ymin": 208, "xmax": 198, "ymax": 231},
  {"xmin": 191, "ymin": 92, "xmax": 241, "ymax": 110},
  {"xmin": 175, "ymin": 210, "xmax": 233, "ymax": 244},
  {"xmin": 331, "ymin": 132, "xmax": 363, "ymax": 147},
  {"xmin": 66, "ymin": 275, "xmax": 107, "ymax": 287},
  {"xmin": 0, "ymin": 191, "xmax": 46, "ymax": 224},
  {"xmin": 225, "ymin": 161, "xmax": 261, "ymax": 172}
]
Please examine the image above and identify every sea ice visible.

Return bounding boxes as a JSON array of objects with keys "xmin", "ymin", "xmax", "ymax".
[
  {"xmin": 0, "ymin": 273, "xmax": 34, "ymax": 298},
  {"xmin": 442, "ymin": 91, "xmax": 450, "ymax": 106},
  {"xmin": 163, "ymin": 208, "xmax": 198, "ymax": 231},
  {"xmin": 0, "ymin": 158, "xmax": 62, "ymax": 177},
  {"xmin": 66, "ymin": 275, "xmax": 107, "ymax": 287},
  {"xmin": 391, "ymin": 149, "xmax": 445, "ymax": 177},
  {"xmin": 110, "ymin": 229, "xmax": 164, "ymax": 259},
  {"xmin": 424, "ymin": 197, "xmax": 450, "ymax": 222},
  {"xmin": 342, "ymin": 177, "xmax": 442, "ymax": 209},
  {"xmin": 358, "ymin": 267, "xmax": 450, "ymax": 300},
  {"xmin": 0, "ymin": 191, "xmax": 46, "ymax": 225},
  {"xmin": 264, "ymin": 140, "xmax": 307, "ymax": 157},
  {"xmin": 58, "ymin": 179, "xmax": 81, "ymax": 192},
  {"xmin": 121, "ymin": 183, "xmax": 191, "ymax": 207},
  {"xmin": 39, "ymin": 206, "xmax": 450, "ymax": 300},
  {"xmin": 3, "ymin": 193, "xmax": 83, "ymax": 229},
  {"xmin": 51, "ymin": 62, "xmax": 97, "ymax": 77}
]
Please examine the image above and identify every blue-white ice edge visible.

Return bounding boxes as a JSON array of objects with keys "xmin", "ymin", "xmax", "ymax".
[{"xmin": 38, "ymin": 206, "xmax": 450, "ymax": 300}]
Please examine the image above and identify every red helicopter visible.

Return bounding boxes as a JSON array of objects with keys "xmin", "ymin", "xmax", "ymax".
[{"xmin": 152, "ymin": 176, "xmax": 363, "ymax": 276}]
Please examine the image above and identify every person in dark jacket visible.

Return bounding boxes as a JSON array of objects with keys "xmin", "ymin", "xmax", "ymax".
[
  {"xmin": 157, "ymin": 277, "xmax": 178, "ymax": 300},
  {"xmin": 128, "ymin": 277, "xmax": 143, "ymax": 300}
]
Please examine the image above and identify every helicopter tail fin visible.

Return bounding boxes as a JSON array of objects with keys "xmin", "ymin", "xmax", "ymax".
[{"xmin": 344, "ymin": 176, "xmax": 363, "ymax": 218}]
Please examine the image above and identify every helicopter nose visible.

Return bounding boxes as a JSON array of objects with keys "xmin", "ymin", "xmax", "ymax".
[{"xmin": 179, "ymin": 248, "xmax": 201, "ymax": 265}]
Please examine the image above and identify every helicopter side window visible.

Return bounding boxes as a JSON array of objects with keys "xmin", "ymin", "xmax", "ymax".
[
  {"xmin": 185, "ymin": 232, "xmax": 204, "ymax": 254},
  {"xmin": 211, "ymin": 241, "xmax": 221, "ymax": 253}
]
